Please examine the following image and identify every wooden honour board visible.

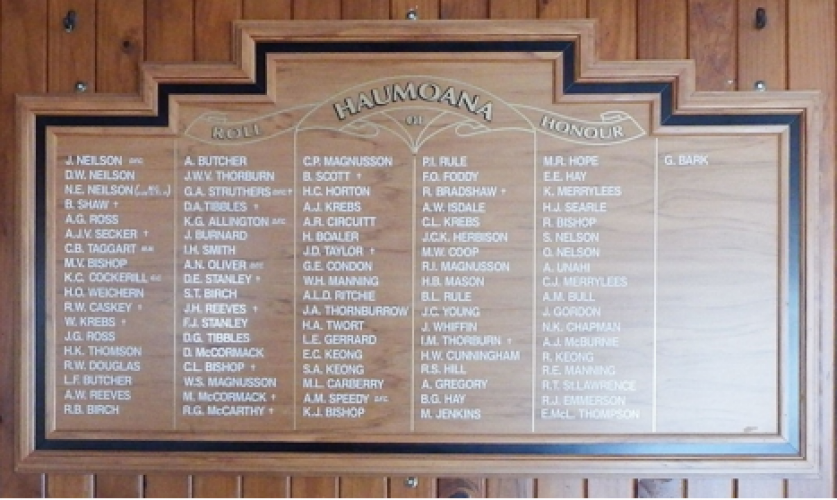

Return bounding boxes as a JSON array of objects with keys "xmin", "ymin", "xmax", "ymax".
[{"xmin": 16, "ymin": 21, "xmax": 832, "ymax": 476}]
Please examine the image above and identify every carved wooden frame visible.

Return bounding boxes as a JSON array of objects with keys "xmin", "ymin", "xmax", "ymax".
[{"xmin": 15, "ymin": 21, "xmax": 831, "ymax": 476}]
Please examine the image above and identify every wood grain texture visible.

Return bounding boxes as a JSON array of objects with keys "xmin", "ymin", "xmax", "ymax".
[
  {"xmin": 441, "ymin": 0, "xmax": 488, "ymax": 19},
  {"xmin": 94, "ymin": 475, "xmax": 142, "ymax": 498},
  {"xmin": 391, "ymin": 0, "xmax": 440, "ymax": 20},
  {"xmin": 146, "ymin": 0, "xmax": 194, "ymax": 62},
  {"xmin": 0, "ymin": 2, "xmax": 833, "ymax": 497},
  {"xmin": 143, "ymin": 475, "xmax": 191, "ymax": 498},
  {"xmin": 293, "ymin": 0, "xmax": 341, "ymax": 19},
  {"xmin": 688, "ymin": 0, "xmax": 736, "ymax": 91},
  {"xmin": 241, "ymin": 475, "xmax": 290, "ymax": 497},
  {"xmin": 685, "ymin": 479, "xmax": 734, "ymax": 498},
  {"xmin": 48, "ymin": 0, "xmax": 96, "ymax": 92},
  {"xmin": 486, "ymin": 477, "xmax": 534, "ymax": 498},
  {"xmin": 589, "ymin": 0, "xmax": 637, "ymax": 60},
  {"xmin": 787, "ymin": 0, "xmax": 836, "ymax": 164},
  {"xmin": 47, "ymin": 474, "xmax": 95, "ymax": 498},
  {"xmin": 538, "ymin": 0, "xmax": 587, "ymax": 19},
  {"xmin": 737, "ymin": 479, "xmax": 787, "ymax": 498},
  {"xmin": 194, "ymin": 0, "xmax": 242, "ymax": 61},
  {"xmin": 536, "ymin": 478, "xmax": 586, "ymax": 498},
  {"xmin": 339, "ymin": 476, "xmax": 387, "ymax": 497},
  {"xmin": 637, "ymin": 478, "xmax": 684, "ymax": 498},
  {"xmin": 786, "ymin": 5, "xmax": 835, "ymax": 496},
  {"xmin": 0, "ymin": 1, "xmax": 47, "ymax": 496},
  {"xmin": 388, "ymin": 476, "xmax": 436, "ymax": 498},
  {"xmin": 737, "ymin": 0, "xmax": 787, "ymax": 90},
  {"xmin": 586, "ymin": 478, "xmax": 635, "ymax": 498},
  {"xmin": 96, "ymin": 0, "xmax": 144, "ymax": 93},
  {"xmin": 290, "ymin": 477, "xmax": 338, "ymax": 497},
  {"xmin": 342, "ymin": 0, "xmax": 390, "ymax": 19},
  {"xmin": 438, "ymin": 477, "xmax": 486, "ymax": 498},
  {"xmin": 490, "ymin": 0, "xmax": 537, "ymax": 19},
  {"xmin": 637, "ymin": 0, "xmax": 687, "ymax": 59},
  {"xmin": 243, "ymin": 0, "xmax": 292, "ymax": 20},
  {"xmin": 192, "ymin": 475, "xmax": 242, "ymax": 498}
]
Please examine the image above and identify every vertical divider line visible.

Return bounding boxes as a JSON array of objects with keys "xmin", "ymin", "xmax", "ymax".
[
  {"xmin": 531, "ymin": 134, "xmax": 538, "ymax": 433},
  {"xmin": 51, "ymin": 153, "xmax": 55, "ymax": 432},
  {"xmin": 411, "ymin": 154, "xmax": 416, "ymax": 432},
  {"xmin": 173, "ymin": 140, "xmax": 178, "ymax": 429},
  {"xmin": 653, "ymin": 137, "xmax": 659, "ymax": 433},
  {"xmin": 293, "ymin": 135, "xmax": 298, "ymax": 431}
]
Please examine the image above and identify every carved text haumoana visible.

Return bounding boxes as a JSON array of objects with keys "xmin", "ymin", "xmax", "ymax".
[{"xmin": 332, "ymin": 81, "xmax": 494, "ymax": 122}]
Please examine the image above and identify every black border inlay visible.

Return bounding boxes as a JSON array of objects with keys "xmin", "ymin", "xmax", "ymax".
[{"xmin": 33, "ymin": 40, "xmax": 803, "ymax": 457}]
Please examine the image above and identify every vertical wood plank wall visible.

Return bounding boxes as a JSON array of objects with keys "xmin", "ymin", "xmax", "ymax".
[{"xmin": 0, "ymin": 0, "xmax": 834, "ymax": 497}]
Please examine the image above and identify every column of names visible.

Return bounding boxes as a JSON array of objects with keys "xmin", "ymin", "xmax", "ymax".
[
  {"xmin": 55, "ymin": 142, "xmax": 174, "ymax": 431},
  {"xmin": 176, "ymin": 153, "xmax": 284, "ymax": 424},
  {"xmin": 414, "ymin": 148, "xmax": 533, "ymax": 432},
  {"xmin": 296, "ymin": 152, "xmax": 410, "ymax": 428},
  {"xmin": 536, "ymin": 152, "xmax": 649, "ymax": 430}
]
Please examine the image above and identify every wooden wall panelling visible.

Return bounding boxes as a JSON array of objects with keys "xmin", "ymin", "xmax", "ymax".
[
  {"xmin": 786, "ymin": 1, "xmax": 837, "ymax": 496},
  {"xmin": 390, "ymin": 0, "xmax": 440, "ymax": 20},
  {"xmin": 440, "ymin": 5, "xmax": 519, "ymax": 497},
  {"xmin": 637, "ymin": 478, "xmax": 685, "ymax": 498},
  {"xmin": 737, "ymin": 0, "xmax": 787, "ymax": 91},
  {"xmin": 538, "ymin": 0, "xmax": 588, "ymax": 19},
  {"xmin": 192, "ymin": 475, "xmax": 242, "ymax": 498},
  {"xmin": 388, "ymin": 476, "xmax": 436, "ymax": 498},
  {"xmin": 489, "ymin": 0, "xmax": 537, "ymax": 19},
  {"xmin": 637, "ymin": 0, "xmax": 687, "ymax": 59},
  {"xmin": 0, "ymin": 0, "xmax": 47, "ymax": 497},
  {"xmin": 47, "ymin": 0, "xmax": 96, "ymax": 92},
  {"xmin": 289, "ymin": 476, "xmax": 339, "ymax": 497},
  {"xmin": 1, "ymin": 2, "xmax": 834, "ymax": 497},
  {"xmin": 94, "ymin": 475, "xmax": 142, "ymax": 498},
  {"xmin": 736, "ymin": 479, "xmax": 787, "ymax": 498},
  {"xmin": 687, "ymin": 0, "xmax": 737, "ymax": 91},
  {"xmin": 240, "ymin": 475, "xmax": 291, "ymax": 497},
  {"xmin": 339, "ymin": 476, "xmax": 387, "ymax": 497},
  {"xmin": 288, "ymin": 13, "xmax": 358, "ymax": 500},
  {"xmin": 292, "ymin": 0, "xmax": 341, "ymax": 20},
  {"xmin": 440, "ymin": 0, "xmax": 488, "ymax": 20},
  {"xmin": 145, "ymin": 0, "xmax": 194, "ymax": 62},
  {"xmin": 586, "ymin": 478, "xmax": 636, "ymax": 498},
  {"xmin": 437, "ymin": 477, "xmax": 486, "ymax": 498},
  {"xmin": 588, "ymin": 0, "xmax": 637, "ymax": 60},
  {"xmin": 342, "ymin": 0, "xmax": 390, "ymax": 19},
  {"xmin": 440, "ymin": 5, "xmax": 515, "ymax": 497},
  {"xmin": 242, "ymin": 0, "xmax": 292, "ymax": 20},
  {"xmin": 402, "ymin": 5, "xmax": 472, "ymax": 498},
  {"xmin": 96, "ymin": 0, "xmax": 144, "ymax": 93},
  {"xmin": 194, "ymin": 0, "xmax": 242, "ymax": 62},
  {"xmin": 143, "ymin": 475, "xmax": 192, "ymax": 498},
  {"xmin": 734, "ymin": 18, "xmax": 792, "ymax": 500},
  {"xmin": 486, "ymin": 477, "xmax": 535, "ymax": 498},
  {"xmin": 536, "ymin": 477, "xmax": 587, "ymax": 498},
  {"xmin": 574, "ymin": 23, "xmax": 637, "ymax": 500},
  {"xmin": 46, "ymin": 474, "xmax": 94, "ymax": 498},
  {"xmin": 685, "ymin": 479, "xmax": 735, "ymax": 498}
]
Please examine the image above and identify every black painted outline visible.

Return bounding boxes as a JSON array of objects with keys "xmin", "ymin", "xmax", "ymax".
[{"xmin": 33, "ymin": 40, "xmax": 803, "ymax": 457}]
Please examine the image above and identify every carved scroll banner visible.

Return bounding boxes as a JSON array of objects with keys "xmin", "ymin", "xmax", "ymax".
[{"xmin": 17, "ymin": 21, "xmax": 832, "ymax": 476}]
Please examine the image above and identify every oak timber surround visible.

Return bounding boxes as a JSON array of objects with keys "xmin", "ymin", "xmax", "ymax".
[
  {"xmin": 14, "ymin": 20, "xmax": 832, "ymax": 479},
  {"xmin": 0, "ymin": 0, "xmax": 834, "ymax": 496}
]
